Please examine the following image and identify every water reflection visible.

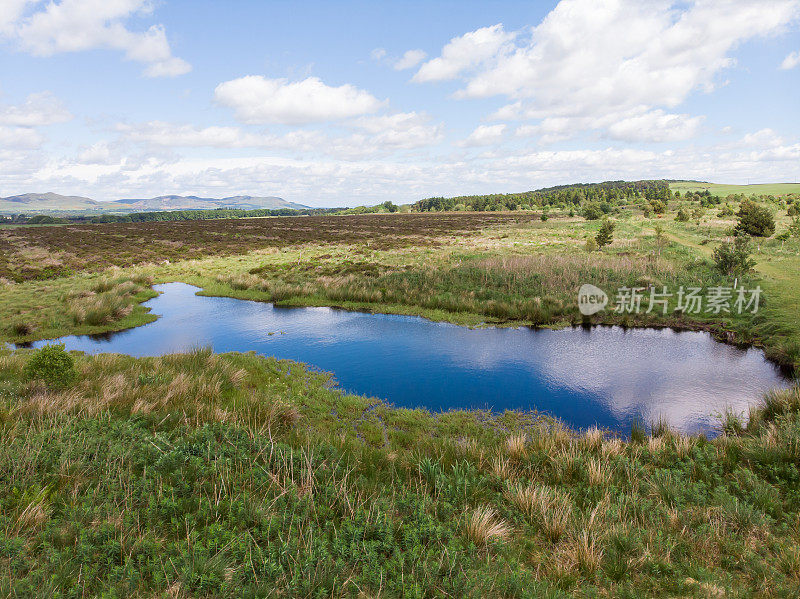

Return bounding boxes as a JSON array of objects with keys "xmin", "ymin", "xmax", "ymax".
[{"xmin": 27, "ymin": 282, "xmax": 791, "ymax": 436}]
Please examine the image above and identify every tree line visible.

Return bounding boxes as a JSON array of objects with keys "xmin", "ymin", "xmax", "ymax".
[{"xmin": 412, "ymin": 180, "xmax": 673, "ymax": 212}]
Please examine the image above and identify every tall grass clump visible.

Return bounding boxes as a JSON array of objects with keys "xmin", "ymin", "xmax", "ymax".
[
  {"xmin": 464, "ymin": 506, "xmax": 512, "ymax": 546},
  {"xmin": 66, "ymin": 276, "xmax": 151, "ymax": 325},
  {"xmin": 748, "ymin": 386, "xmax": 800, "ymax": 431}
]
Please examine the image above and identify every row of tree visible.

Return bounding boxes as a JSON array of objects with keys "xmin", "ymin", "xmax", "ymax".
[{"xmin": 412, "ymin": 180, "xmax": 674, "ymax": 212}]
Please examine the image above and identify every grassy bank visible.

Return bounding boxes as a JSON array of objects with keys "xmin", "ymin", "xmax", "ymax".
[
  {"xmin": 0, "ymin": 273, "xmax": 157, "ymax": 344},
  {"xmin": 2, "ymin": 347, "xmax": 799, "ymax": 597}
]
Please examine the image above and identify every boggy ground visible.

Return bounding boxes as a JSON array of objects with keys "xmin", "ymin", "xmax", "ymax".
[
  {"xmin": 2, "ymin": 208, "xmax": 797, "ymax": 369},
  {"xmin": 0, "ymin": 213, "xmax": 541, "ymax": 282},
  {"xmin": 1, "ymin": 208, "xmax": 800, "ymax": 596}
]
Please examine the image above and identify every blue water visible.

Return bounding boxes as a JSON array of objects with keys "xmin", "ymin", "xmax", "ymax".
[{"xmin": 29, "ymin": 283, "xmax": 791, "ymax": 435}]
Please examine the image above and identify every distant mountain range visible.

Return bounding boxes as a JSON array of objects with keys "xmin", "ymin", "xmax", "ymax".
[
  {"xmin": 0, "ymin": 192, "xmax": 101, "ymax": 212},
  {"xmin": 0, "ymin": 193, "xmax": 310, "ymax": 214},
  {"xmin": 114, "ymin": 195, "xmax": 309, "ymax": 211}
]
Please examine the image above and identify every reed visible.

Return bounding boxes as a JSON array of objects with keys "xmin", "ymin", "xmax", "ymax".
[{"xmin": 464, "ymin": 506, "xmax": 512, "ymax": 546}]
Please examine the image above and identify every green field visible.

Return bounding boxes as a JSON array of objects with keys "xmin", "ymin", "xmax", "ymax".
[
  {"xmin": 2, "ymin": 195, "xmax": 800, "ymax": 597},
  {"xmin": 669, "ymin": 181, "xmax": 800, "ymax": 197}
]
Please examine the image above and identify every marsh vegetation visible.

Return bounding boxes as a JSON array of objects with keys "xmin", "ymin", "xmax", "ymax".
[
  {"xmin": 1, "ymin": 182, "xmax": 800, "ymax": 596},
  {"xmin": 2, "ymin": 346, "xmax": 799, "ymax": 596}
]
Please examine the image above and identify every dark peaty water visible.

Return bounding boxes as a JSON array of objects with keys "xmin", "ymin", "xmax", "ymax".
[{"xmin": 29, "ymin": 283, "xmax": 791, "ymax": 436}]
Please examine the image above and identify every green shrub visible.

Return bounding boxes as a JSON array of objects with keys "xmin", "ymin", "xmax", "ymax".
[
  {"xmin": 675, "ymin": 208, "xmax": 690, "ymax": 222},
  {"xmin": 595, "ymin": 218, "xmax": 615, "ymax": 249},
  {"xmin": 713, "ymin": 235, "xmax": 756, "ymax": 275},
  {"xmin": 23, "ymin": 344, "xmax": 78, "ymax": 389},
  {"xmin": 789, "ymin": 215, "xmax": 800, "ymax": 238},
  {"xmin": 582, "ymin": 202, "xmax": 604, "ymax": 220},
  {"xmin": 736, "ymin": 200, "xmax": 775, "ymax": 237}
]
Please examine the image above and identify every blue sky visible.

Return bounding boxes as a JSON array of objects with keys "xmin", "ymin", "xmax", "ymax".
[{"xmin": 0, "ymin": 0, "xmax": 799, "ymax": 206}]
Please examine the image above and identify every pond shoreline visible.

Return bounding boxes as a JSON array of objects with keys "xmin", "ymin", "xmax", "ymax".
[
  {"xmin": 21, "ymin": 281, "xmax": 791, "ymax": 436},
  {"xmin": 12, "ymin": 275, "xmax": 796, "ymax": 378},
  {"xmin": 192, "ymin": 279, "xmax": 797, "ymax": 377}
]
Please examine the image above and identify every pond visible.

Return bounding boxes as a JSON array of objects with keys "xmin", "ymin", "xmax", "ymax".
[{"xmin": 29, "ymin": 282, "xmax": 791, "ymax": 436}]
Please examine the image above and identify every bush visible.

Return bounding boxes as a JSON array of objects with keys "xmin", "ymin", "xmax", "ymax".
[
  {"xmin": 595, "ymin": 218, "xmax": 615, "ymax": 249},
  {"xmin": 736, "ymin": 200, "xmax": 775, "ymax": 237},
  {"xmin": 675, "ymin": 208, "xmax": 690, "ymax": 222},
  {"xmin": 713, "ymin": 236, "xmax": 756, "ymax": 275},
  {"xmin": 719, "ymin": 204, "xmax": 735, "ymax": 217},
  {"xmin": 789, "ymin": 215, "xmax": 800, "ymax": 238},
  {"xmin": 582, "ymin": 202, "xmax": 604, "ymax": 220},
  {"xmin": 24, "ymin": 344, "xmax": 78, "ymax": 389},
  {"xmin": 787, "ymin": 203, "xmax": 799, "ymax": 217},
  {"xmin": 584, "ymin": 237, "xmax": 599, "ymax": 251}
]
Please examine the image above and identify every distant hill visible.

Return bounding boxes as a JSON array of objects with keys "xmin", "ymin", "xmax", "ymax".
[
  {"xmin": 114, "ymin": 195, "xmax": 309, "ymax": 211},
  {"xmin": 0, "ymin": 193, "xmax": 102, "ymax": 212},
  {"xmin": 0, "ymin": 193, "xmax": 309, "ymax": 214}
]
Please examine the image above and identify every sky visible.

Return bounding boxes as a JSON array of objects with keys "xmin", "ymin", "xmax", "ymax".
[{"xmin": 0, "ymin": 0, "xmax": 799, "ymax": 207}]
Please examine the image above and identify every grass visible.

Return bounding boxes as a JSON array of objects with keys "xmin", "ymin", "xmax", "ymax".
[
  {"xmin": 1, "ymin": 346, "xmax": 799, "ymax": 596},
  {"xmin": 0, "ymin": 273, "xmax": 157, "ymax": 344},
  {"xmin": 669, "ymin": 181, "xmax": 800, "ymax": 197},
  {"xmin": 0, "ymin": 205, "xmax": 799, "ymax": 594}
]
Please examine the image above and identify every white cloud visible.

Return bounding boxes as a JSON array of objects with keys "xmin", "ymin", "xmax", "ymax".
[
  {"xmin": 450, "ymin": 1, "xmax": 797, "ymax": 106},
  {"xmin": 350, "ymin": 112, "xmax": 444, "ymax": 148},
  {"xmin": 120, "ymin": 122, "xmax": 263, "ymax": 148},
  {"xmin": 370, "ymin": 47, "xmax": 387, "ymax": 61},
  {"xmin": 604, "ymin": 110, "xmax": 705, "ymax": 143},
  {"xmin": 394, "ymin": 49, "xmax": 427, "ymax": 70},
  {"xmin": 515, "ymin": 118, "xmax": 578, "ymax": 145},
  {"xmin": 740, "ymin": 128, "xmax": 786, "ymax": 148},
  {"xmin": 416, "ymin": 1, "xmax": 799, "ymax": 143},
  {"xmin": 118, "ymin": 121, "xmax": 325, "ymax": 151},
  {"xmin": 76, "ymin": 141, "xmax": 117, "ymax": 164},
  {"xmin": 117, "ymin": 112, "xmax": 444, "ymax": 158},
  {"xmin": 0, "ymin": 125, "xmax": 43, "ymax": 149},
  {"xmin": 214, "ymin": 76, "xmax": 385, "ymax": 125},
  {"xmin": 781, "ymin": 50, "xmax": 800, "ymax": 68},
  {"xmin": 460, "ymin": 124, "xmax": 507, "ymax": 146},
  {"xmin": 28, "ymin": 135, "xmax": 800, "ymax": 204},
  {"xmin": 0, "ymin": 0, "xmax": 33, "ymax": 35},
  {"xmin": 511, "ymin": 108, "xmax": 704, "ymax": 144},
  {"xmin": 413, "ymin": 24, "xmax": 515, "ymax": 82},
  {"xmin": 0, "ymin": 92, "xmax": 72, "ymax": 126},
  {"xmin": 7, "ymin": 0, "xmax": 190, "ymax": 77}
]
